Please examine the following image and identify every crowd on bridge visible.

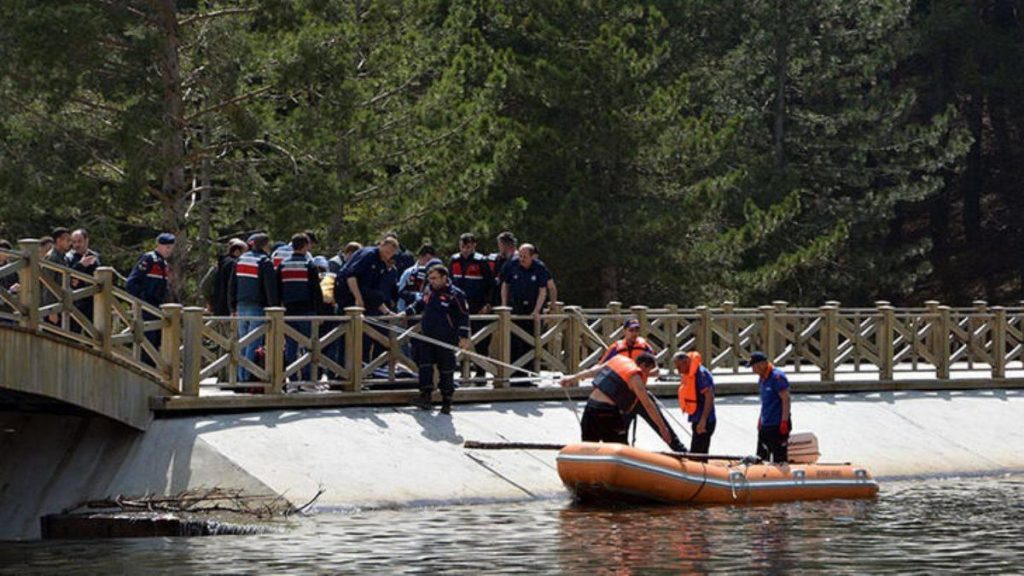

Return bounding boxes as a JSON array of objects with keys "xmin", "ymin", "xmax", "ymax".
[{"xmin": 1, "ymin": 227, "xmax": 793, "ymax": 460}]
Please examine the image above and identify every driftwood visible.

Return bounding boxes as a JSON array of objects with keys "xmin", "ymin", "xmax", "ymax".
[{"xmin": 68, "ymin": 486, "xmax": 325, "ymax": 519}]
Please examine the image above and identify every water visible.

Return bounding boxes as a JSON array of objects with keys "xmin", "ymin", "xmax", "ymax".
[{"xmin": 2, "ymin": 475, "xmax": 1022, "ymax": 574}]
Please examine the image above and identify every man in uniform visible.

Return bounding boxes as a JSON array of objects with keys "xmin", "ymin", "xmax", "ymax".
[
  {"xmin": 748, "ymin": 351, "xmax": 791, "ymax": 463},
  {"xmin": 560, "ymin": 353, "xmax": 685, "ymax": 451},
  {"xmin": 675, "ymin": 351, "xmax": 716, "ymax": 455},
  {"xmin": 404, "ymin": 265, "xmax": 471, "ymax": 414},
  {"xmin": 229, "ymin": 232, "xmax": 278, "ymax": 382},
  {"xmin": 126, "ymin": 233, "xmax": 175, "ymax": 359},
  {"xmin": 501, "ymin": 243, "xmax": 550, "ymax": 374},
  {"xmin": 449, "ymin": 233, "xmax": 494, "ymax": 380},
  {"xmin": 276, "ymin": 233, "xmax": 323, "ymax": 386}
]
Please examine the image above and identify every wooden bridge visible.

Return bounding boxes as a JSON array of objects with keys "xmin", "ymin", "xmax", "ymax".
[{"xmin": 3, "ymin": 239, "xmax": 1024, "ymax": 428}]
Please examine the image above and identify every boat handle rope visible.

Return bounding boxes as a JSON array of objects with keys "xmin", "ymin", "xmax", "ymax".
[{"xmin": 362, "ymin": 316, "xmax": 581, "ymax": 424}]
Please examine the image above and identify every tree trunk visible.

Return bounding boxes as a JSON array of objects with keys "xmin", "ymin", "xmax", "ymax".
[
  {"xmin": 154, "ymin": 0, "xmax": 189, "ymax": 302},
  {"xmin": 962, "ymin": 92, "xmax": 984, "ymax": 243},
  {"xmin": 772, "ymin": 0, "xmax": 788, "ymax": 172}
]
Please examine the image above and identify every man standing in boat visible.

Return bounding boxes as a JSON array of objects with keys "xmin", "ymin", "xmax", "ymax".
[
  {"xmin": 559, "ymin": 353, "xmax": 686, "ymax": 451},
  {"xmin": 675, "ymin": 351, "xmax": 716, "ymax": 454},
  {"xmin": 747, "ymin": 351, "xmax": 792, "ymax": 463}
]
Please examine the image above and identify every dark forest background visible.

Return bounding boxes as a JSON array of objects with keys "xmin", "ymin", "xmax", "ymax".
[{"xmin": 1, "ymin": 1, "xmax": 1022, "ymax": 307}]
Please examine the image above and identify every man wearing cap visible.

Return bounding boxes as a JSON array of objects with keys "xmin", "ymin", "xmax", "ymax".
[
  {"xmin": 601, "ymin": 318, "xmax": 656, "ymax": 363},
  {"xmin": 127, "ymin": 233, "xmax": 175, "ymax": 307},
  {"xmin": 675, "ymin": 351, "xmax": 716, "ymax": 455},
  {"xmin": 126, "ymin": 233, "xmax": 175, "ymax": 360},
  {"xmin": 748, "ymin": 351, "xmax": 792, "ymax": 463}
]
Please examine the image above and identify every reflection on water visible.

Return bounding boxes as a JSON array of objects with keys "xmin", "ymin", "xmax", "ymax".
[{"xmin": 1, "ymin": 475, "xmax": 1022, "ymax": 574}]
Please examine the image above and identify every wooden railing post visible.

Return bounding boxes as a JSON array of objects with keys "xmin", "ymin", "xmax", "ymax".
[
  {"xmin": 160, "ymin": 304, "xmax": 183, "ymax": 391},
  {"xmin": 971, "ymin": 300, "xmax": 988, "ymax": 369},
  {"xmin": 722, "ymin": 301, "xmax": 737, "ymax": 370},
  {"xmin": 876, "ymin": 301, "xmax": 894, "ymax": 381},
  {"xmin": 820, "ymin": 304, "xmax": 838, "ymax": 382},
  {"xmin": 16, "ymin": 239, "xmax": 40, "ymax": 330},
  {"xmin": 344, "ymin": 307, "xmax": 365, "ymax": 392},
  {"xmin": 664, "ymin": 304, "xmax": 680, "ymax": 374},
  {"xmin": 925, "ymin": 300, "xmax": 940, "ymax": 373},
  {"xmin": 181, "ymin": 306, "xmax": 205, "ymax": 396},
  {"xmin": 549, "ymin": 301, "xmax": 564, "ymax": 370},
  {"xmin": 759, "ymin": 305, "xmax": 776, "ymax": 360},
  {"xmin": 936, "ymin": 305, "xmax": 952, "ymax": 380},
  {"xmin": 992, "ymin": 306, "xmax": 1007, "ymax": 379},
  {"xmin": 630, "ymin": 305, "xmax": 649, "ymax": 337},
  {"xmin": 494, "ymin": 306, "xmax": 512, "ymax": 388},
  {"xmin": 265, "ymin": 307, "xmax": 286, "ymax": 393},
  {"xmin": 93, "ymin": 267, "xmax": 114, "ymax": 355},
  {"xmin": 605, "ymin": 301, "xmax": 622, "ymax": 341},
  {"xmin": 565, "ymin": 305, "xmax": 582, "ymax": 375}
]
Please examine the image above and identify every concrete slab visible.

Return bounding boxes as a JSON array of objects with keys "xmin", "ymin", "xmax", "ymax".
[{"xmin": 3, "ymin": 389, "xmax": 1023, "ymax": 540}]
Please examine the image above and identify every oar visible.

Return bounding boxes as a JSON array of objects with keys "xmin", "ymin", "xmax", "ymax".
[{"xmin": 463, "ymin": 441, "xmax": 760, "ymax": 462}]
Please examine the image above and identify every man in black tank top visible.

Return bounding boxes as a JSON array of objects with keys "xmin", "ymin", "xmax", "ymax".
[{"xmin": 560, "ymin": 352, "xmax": 685, "ymax": 451}]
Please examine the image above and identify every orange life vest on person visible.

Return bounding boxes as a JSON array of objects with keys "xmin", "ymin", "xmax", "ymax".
[
  {"xmin": 593, "ymin": 355, "xmax": 646, "ymax": 414},
  {"xmin": 602, "ymin": 336, "xmax": 653, "ymax": 362},
  {"xmin": 678, "ymin": 351, "xmax": 701, "ymax": 415}
]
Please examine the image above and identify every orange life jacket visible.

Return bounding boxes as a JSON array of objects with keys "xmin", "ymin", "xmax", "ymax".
[
  {"xmin": 677, "ymin": 351, "xmax": 702, "ymax": 415},
  {"xmin": 594, "ymin": 355, "xmax": 646, "ymax": 414},
  {"xmin": 602, "ymin": 336, "xmax": 653, "ymax": 362}
]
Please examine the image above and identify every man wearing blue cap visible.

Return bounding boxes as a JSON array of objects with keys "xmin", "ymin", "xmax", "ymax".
[
  {"xmin": 747, "ymin": 351, "xmax": 792, "ymax": 463},
  {"xmin": 126, "ymin": 233, "xmax": 176, "ymax": 363},
  {"xmin": 127, "ymin": 232, "xmax": 175, "ymax": 307}
]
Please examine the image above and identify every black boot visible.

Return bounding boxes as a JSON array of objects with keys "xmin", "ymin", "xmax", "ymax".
[
  {"xmin": 440, "ymin": 396, "xmax": 452, "ymax": 415},
  {"xmin": 412, "ymin": 390, "xmax": 432, "ymax": 410}
]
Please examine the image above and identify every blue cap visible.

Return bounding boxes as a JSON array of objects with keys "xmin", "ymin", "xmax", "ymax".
[
  {"xmin": 312, "ymin": 256, "xmax": 329, "ymax": 271},
  {"xmin": 156, "ymin": 233, "xmax": 176, "ymax": 245},
  {"xmin": 623, "ymin": 318, "xmax": 640, "ymax": 329},
  {"xmin": 744, "ymin": 351, "xmax": 768, "ymax": 367}
]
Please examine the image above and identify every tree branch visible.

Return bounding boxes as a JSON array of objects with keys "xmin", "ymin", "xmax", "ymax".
[
  {"xmin": 179, "ymin": 8, "xmax": 257, "ymax": 27},
  {"xmin": 184, "ymin": 85, "xmax": 275, "ymax": 122}
]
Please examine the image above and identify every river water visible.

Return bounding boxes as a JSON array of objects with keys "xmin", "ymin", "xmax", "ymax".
[{"xmin": 2, "ymin": 474, "xmax": 1022, "ymax": 574}]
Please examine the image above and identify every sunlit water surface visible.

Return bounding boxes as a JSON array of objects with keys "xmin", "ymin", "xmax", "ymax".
[{"xmin": 2, "ymin": 475, "xmax": 1022, "ymax": 574}]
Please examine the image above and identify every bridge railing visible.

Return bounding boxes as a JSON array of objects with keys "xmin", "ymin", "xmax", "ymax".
[{"xmin": 3, "ymin": 239, "xmax": 1023, "ymax": 399}]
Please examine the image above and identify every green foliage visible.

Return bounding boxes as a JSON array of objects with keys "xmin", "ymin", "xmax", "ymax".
[{"xmin": 0, "ymin": 0, "xmax": 1004, "ymax": 307}]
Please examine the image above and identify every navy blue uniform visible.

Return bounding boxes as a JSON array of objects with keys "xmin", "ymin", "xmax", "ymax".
[
  {"xmin": 277, "ymin": 253, "xmax": 323, "ymax": 381},
  {"xmin": 335, "ymin": 246, "xmax": 391, "ymax": 314},
  {"xmin": 126, "ymin": 251, "xmax": 169, "ymax": 306},
  {"xmin": 229, "ymin": 250, "xmax": 278, "ymax": 311},
  {"xmin": 406, "ymin": 283, "xmax": 470, "ymax": 398},
  {"xmin": 277, "ymin": 254, "xmax": 323, "ymax": 313},
  {"xmin": 449, "ymin": 252, "xmax": 493, "ymax": 313},
  {"xmin": 125, "ymin": 250, "xmax": 170, "ymax": 364},
  {"xmin": 229, "ymin": 249, "xmax": 277, "ymax": 382},
  {"xmin": 503, "ymin": 260, "xmax": 551, "ymax": 314}
]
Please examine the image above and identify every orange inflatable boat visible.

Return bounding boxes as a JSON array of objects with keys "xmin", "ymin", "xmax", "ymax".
[{"xmin": 557, "ymin": 442, "xmax": 878, "ymax": 505}]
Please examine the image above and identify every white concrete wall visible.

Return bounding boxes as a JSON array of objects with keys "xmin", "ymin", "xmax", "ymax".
[{"xmin": 3, "ymin": 389, "xmax": 1023, "ymax": 539}]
